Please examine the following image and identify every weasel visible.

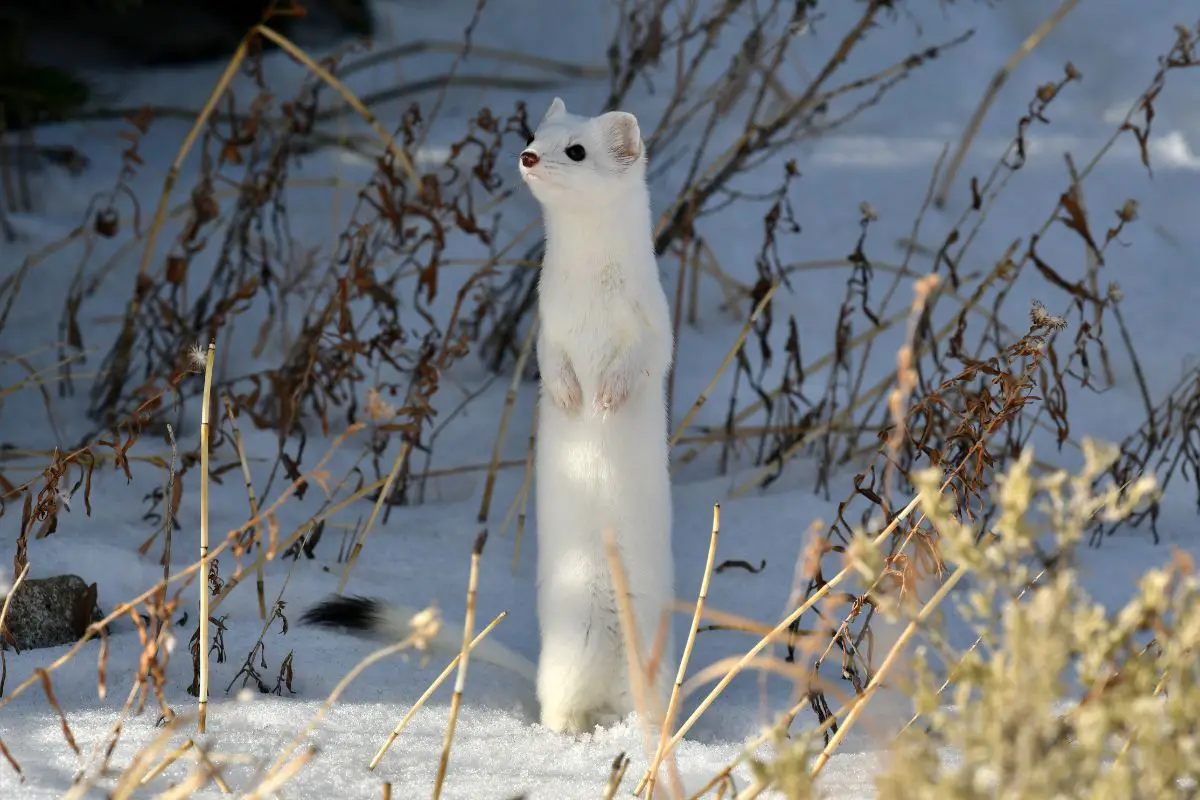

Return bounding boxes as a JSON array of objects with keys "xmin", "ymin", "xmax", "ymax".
[
  {"xmin": 302, "ymin": 98, "xmax": 675, "ymax": 736},
  {"xmin": 520, "ymin": 97, "xmax": 675, "ymax": 735}
]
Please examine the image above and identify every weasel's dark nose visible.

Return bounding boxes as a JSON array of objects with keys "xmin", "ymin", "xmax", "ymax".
[{"xmin": 520, "ymin": 150, "xmax": 539, "ymax": 168}]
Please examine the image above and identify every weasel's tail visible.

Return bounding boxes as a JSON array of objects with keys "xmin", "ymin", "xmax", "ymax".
[{"xmin": 301, "ymin": 595, "xmax": 537, "ymax": 684}]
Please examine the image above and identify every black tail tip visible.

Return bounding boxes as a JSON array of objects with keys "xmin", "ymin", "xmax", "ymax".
[{"xmin": 301, "ymin": 595, "xmax": 384, "ymax": 632}]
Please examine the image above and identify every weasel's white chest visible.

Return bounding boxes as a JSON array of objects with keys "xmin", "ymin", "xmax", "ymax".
[{"xmin": 539, "ymin": 265, "xmax": 640, "ymax": 344}]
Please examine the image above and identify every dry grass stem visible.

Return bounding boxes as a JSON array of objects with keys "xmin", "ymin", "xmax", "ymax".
[
  {"xmin": 509, "ymin": 403, "xmax": 538, "ymax": 573},
  {"xmin": 687, "ymin": 697, "xmax": 808, "ymax": 800},
  {"xmin": 810, "ymin": 558, "xmax": 970, "ymax": 775},
  {"xmin": 897, "ymin": 566, "xmax": 1048, "ymax": 737},
  {"xmin": 671, "ymin": 282, "xmax": 780, "ymax": 447},
  {"xmin": 655, "ymin": 458, "xmax": 966, "ymax": 770},
  {"xmin": 223, "ymin": 394, "xmax": 266, "ymax": 619},
  {"xmin": 251, "ymin": 25, "xmax": 417, "ymax": 183},
  {"xmin": 639, "ymin": 504, "xmax": 721, "ymax": 798},
  {"xmin": 135, "ymin": 39, "xmax": 248, "ymax": 282},
  {"xmin": 0, "ymin": 424, "xmax": 364, "ymax": 719},
  {"xmin": 478, "ymin": 319, "xmax": 538, "ymax": 523},
  {"xmin": 139, "ymin": 739, "xmax": 195, "ymax": 786},
  {"xmin": 108, "ymin": 715, "xmax": 189, "ymax": 799},
  {"xmin": 603, "ymin": 529, "xmax": 661, "ymax": 777},
  {"xmin": 369, "ymin": 611, "xmax": 509, "ymax": 770},
  {"xmin": 198, "ymin": 339, "xmax": 215, "ymax": 734},
  {"xmin": 432, "ymin": 531, "xmax": 488, "ymax": 799},
  {"xmin": 336, "ymin": 441, "xmax": 413, "ymax": 593},
  {"xmin": 933, "ymin": 0, "xmax": 1081, "ymax": 206},
  {"xmin": 0, "ymin": 562, "xmax": 30, "ymax": 634},
  {"xmin": 0, "ymin": 561, "xmax": 31, "ymax": 770},
  {"xmin": 604, "ymin": 753, "xmax": 632, "ymax": 800},
  {"xmin": 242, "ymin": 746, "xmax": 316, "ymax": 800},
  {"xmin": 264, "ymin": 631, "xmax": 437, "ymax": 783}
]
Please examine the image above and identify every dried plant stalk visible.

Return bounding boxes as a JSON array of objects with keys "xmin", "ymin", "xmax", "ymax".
[
  {"xmin": 0, "ymin": 561, "xmax": 30, "ymax": 773},
  {"xmin": 107, "ymin": 713, "xmax": 188, "ymax": 799},
  {"xmin": 198, "ymin": 339, "xmax": 216, "ymax": 733},
  {"xmin": 192, "ymin": 743, "xmax": 233, "ymax": 794},
  {"xmin": 0, "ymin": 562, "xmax": 30, "ymax": 634},
  {"xmin": 432, "ymin": 531, "xmax": 488, "ymax": 799},
  {"xmin": 139, "ymin": 739, "xmax": 195, "ymax": 786},
  {"xmin": 336, "ymin": 441, "xmax": 413, "ymax": 594},
  {"xmin": 243, "ymin": 746, "xmax": 316, "ymax": 800},
  {"xmin": 896, "ymin": 567, "xmax": 1047, "ymax": 737},
  {"xmin": 0, "ymin": 424, "xmax": 366, "ymax": 719},
  {"xmin": 264, "ymin": 632, "xmax": 435, "ymax": 783},
  {"xmin": 222, "ymin": 394, "xmax": 266, "ymax": 619},
  {"xmin": 603, "ymin": 529, "xmax": 659, "ymax": 774},
  {"xmin": 368, "ymin": 610, "xmax": 507, "ymax": 769},
  {"xmin": 688, "ymin": 697, "xmax": 808, "ymax": 800},
  {"xmin": 603, "ymin": 753, "xmax": 631, "ymax": 800},
  {"xmin": 639, "ymin": 504, "xmax": 721, "ymax": 798},
  {"xmin": 478, "ymin": 319, "xmax": 538, "ymax": 523},
  {"xmin": 509, "ymin": 403, "xmax": 538, "ymax": 574},
  {"xmin": 155, "ymin": 424, "xmax": 179, "ymax": 642},
  {"xmin": 670, "ymin": 282, "xmax": 779, "ymax": 447},
  {"xmin": 652, "ymin": 478, "xmax": 942, "ymax": 770},
  {"xmin": 933, "ymin": 0, "xmax": 1081, "ymax": 206},
  {"xmin": 136, "ymin": 42, "xmax": 249, "ymax": 281},
  {"xmin": 253, "ymin": 25, "xmax": 417, "ymax": 182},
  {"xmin": 810, "ymin": 560, "xmax": 970, "ymax": 774}
]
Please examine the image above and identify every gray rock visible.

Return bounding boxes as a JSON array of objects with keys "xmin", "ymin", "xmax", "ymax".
[{"xmin": 2, "ymin": 575, "xmax": 103, "ymax": 652}]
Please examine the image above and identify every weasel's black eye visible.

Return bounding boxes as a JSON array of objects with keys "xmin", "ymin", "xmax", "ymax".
[
  {"xmin": 525, "ymin": 133, "xmax": 535, "ymax": 146},
  {"xmin": 565, "ymin": 144, "xmax": 586, "ymax": 162}
]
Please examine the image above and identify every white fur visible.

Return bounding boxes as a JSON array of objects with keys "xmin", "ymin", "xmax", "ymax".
[{"xmin": 520, "ymin": 98, "xmax": 676, "ymax": 734}]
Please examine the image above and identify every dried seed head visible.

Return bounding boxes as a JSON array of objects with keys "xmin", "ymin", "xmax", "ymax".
[
  {"xmin": 1117, "ymin": 198, "xmax": 1139, "ymax": 223},
  {"xmin": 1030, "ymin": 299, "xmax": 1067, "ymax": 331},
  {"xmin": 365, "ymin": 388, "xmax": 396, "ymax": 422},
  {"xmin": 188, "ymin": 343, "xmax": 209, "ymax": 372}
]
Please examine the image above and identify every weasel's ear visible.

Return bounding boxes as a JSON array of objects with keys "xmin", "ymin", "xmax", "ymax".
[
  {"xmin": 598, "ymin": 111, "xmax": 643, "ymax": 167},
  {"xmin": 540, "ymin": 97, "xmax": 567, "ymax": 127}
]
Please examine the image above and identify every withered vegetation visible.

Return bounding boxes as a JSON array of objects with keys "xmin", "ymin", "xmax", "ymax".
[{"xmin": 1, "ymin": 0, "xmax": 1198, "ymax": 796}]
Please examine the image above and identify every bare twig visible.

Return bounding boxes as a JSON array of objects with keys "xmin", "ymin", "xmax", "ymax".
[
  {"xmin": 432, "ymin": 531, "xmax": 488, "ymax": 799},
  {"xmin": 640, "ymin": 504, "xmax": 721, "ymax": 798},
  {"xmin": 223, "ymin": 394, "xmax": 266, "ymax": 620},
  {"xmin": 369, "ymin": 610, "xmax": 508, "ymax": 770},
  {"xmin": 198, "ymin": 339, "xmax": 215, "ymax": 734}
]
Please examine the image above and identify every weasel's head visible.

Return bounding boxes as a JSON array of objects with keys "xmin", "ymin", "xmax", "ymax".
[{"xmin": 518, "ymin": 97, "xmax": 646, "ymax": 212}]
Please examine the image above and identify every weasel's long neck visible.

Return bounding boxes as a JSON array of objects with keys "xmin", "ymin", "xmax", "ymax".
[{"xmin": 541, "ymin": 188, "xmax": 655, "ymax": 278}]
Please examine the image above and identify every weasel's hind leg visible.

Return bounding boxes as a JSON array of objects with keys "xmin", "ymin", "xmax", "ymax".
[
  {"xmin": 539, "ymin": 701, "xmax": 622, "ymax": 737},
  {"xmin": 535, "ymin": 561, "xmax": 628, "ymax": 735}
]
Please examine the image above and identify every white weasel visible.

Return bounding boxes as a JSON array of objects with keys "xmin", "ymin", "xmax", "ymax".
[
  {"xmin": 521, "ymin": 97, "xmax": 675, "ymax": 734},
  {"xmin": 302, "ymin": 98, "xmax": 675, "ymax": 736}
]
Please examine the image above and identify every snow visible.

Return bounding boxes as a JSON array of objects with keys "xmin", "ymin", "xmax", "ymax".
[{"xmin": 2, "ymin": 0, "xmax": 1199, "ymax": 797}]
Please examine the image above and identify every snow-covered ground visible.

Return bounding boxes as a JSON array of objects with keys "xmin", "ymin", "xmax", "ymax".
[{"xmin": 2, "ymin": 0, "xmax": 1199, "ymax": 797}]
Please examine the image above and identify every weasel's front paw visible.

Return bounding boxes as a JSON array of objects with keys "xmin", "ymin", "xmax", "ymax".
[
  {"xmin": 594, "ymin": 367, "xmax": 633, "ymax": 416},
  {"xmin": 546, "ymin": 360, "xmax": 583, "ymax": 414}
]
